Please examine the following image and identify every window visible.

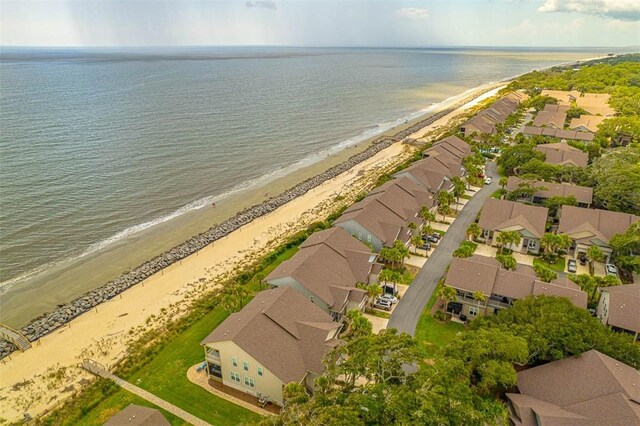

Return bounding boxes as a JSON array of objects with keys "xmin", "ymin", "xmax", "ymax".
[
  {"xmin": 469, "ymin": 306, "xmax": 479, "ymax": 316},
  {"xmin": 243, "ymin": 361, "xmax": 249, "ymax": 372},
  {"xmin": 258, "ymin": 367, "xmax": 263, "ymax": 377},
  {"xmin": 230, "ymin": 371, "xmax": 241, "ymax": 382},
  {"xmin": 358, "ymin": 232, "xmax": 363, "ymax": 240},
  {"xmin": 367, "ymin": 234, "xmax": 372, "ymax": 243},
  {"xmin": 232, "ymin": 357, "xmax": 237, "ymax": 367},
  {"xmin": 244, "ymin": 376, "xmax": 255, "ymax": 387},
  {"xmin": 527, "ymin": 239, "xmax": 537, "ymax": 249}
]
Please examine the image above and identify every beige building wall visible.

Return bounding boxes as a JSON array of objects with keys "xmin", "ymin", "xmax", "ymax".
[
  {"xmin": 204, "ymin": 340, "xmax": 287, "ymax": 406},
  {"xmin": 596, "ymin": 291, "xmax": 611, "ymax": 326}
]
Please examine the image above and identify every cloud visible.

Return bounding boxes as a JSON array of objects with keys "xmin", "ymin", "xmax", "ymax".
[
  {"xmin": 538, "ymin": 0, "xmax": 640, "ymax": 21},
  {"xmin": 396, "ymin": 8, "xmax": 429, "ymax": 19},
  {"xmin": 245, "ymin": 1, "xmax": 277, "ymax": 10}
]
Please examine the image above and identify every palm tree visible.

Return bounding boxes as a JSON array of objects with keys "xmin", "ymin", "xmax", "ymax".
[
  {"xmin": 571, "ymin": 274, "xmax": 596, "ymax": 303},
  {"xmin": 466, "ymin": 223, "xmax": 481, "ymax": 242},
  {"xmin": 472, "ymin": 290, "xmax": 487, "ymax": 316},
  {"xmin": 411, "ymin": 234, "xmax": 423, "ymax": 255},
  {"xmin": 365, "ymin": 284, "xmax": 382, "ymax": 308},
  {"xmin": 592, "ymin": 275, "xmax": 621, "ymax": 302},
  {"xmin": 437, "ymin": 285, "xmax": 458, "ymax": 315},
  {"xmin": 496, "ymin": 231, "xmax": 521, "ymax": 254},
  {"xmin": 452, "ymin": 177, "xmax": 466, "ymax": 211},
  {"xmin": 499, "ymin": 176, "xmax": 508, "ymax": 191},
  {"xmin": 408, "ymin": 222, "xmax": 418, "ymax": 236},
  {"xmin": 586, "ymin": 246, "xmax": 605, "ymax": 276},
  {"xmin": 393, "ymin": 240, "xmax": 410, "ymax": 269},
  {"xmin": 419, "ymin": 206, "xmax": 435, "ymax": 225},
  {"xmin": 379, "ymin": 268, "xmax": 401, "ymax": 296}
]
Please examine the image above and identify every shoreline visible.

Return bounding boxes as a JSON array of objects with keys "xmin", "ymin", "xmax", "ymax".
[
  {"xmin": 0, "ymin": 53, "xmax": 608, "ymax": 353},
  {"xmin": 0, "ymin": 81, "xmax": 501, "ymax": 362}
]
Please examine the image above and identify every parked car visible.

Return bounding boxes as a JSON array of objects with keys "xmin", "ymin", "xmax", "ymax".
[
  {"xmin": 578, "ymin": 253, "xmax": 587, "ymax": 266},
  {"xmin": 382, "ymin": 284, "xmax": 398, "ymax": 295},
  {"xmin": 430, "ymin": 232, "xmax": 442, "ymax": 240},
  {"xmin": 567, "ymin": 259, "xmax": 577, "ymax": 273},
  {"xmin": 424, "ymin": 235, "xmax": 439, "ymax": 244},
  {"xmin": 605, "ymin": 264, "xmax": 618, "ymax": 277},
  {"xmin": 417, "ymin": 243, "xmax": 431, "ymax": 251},
  {"xmin": 379, "ymin": 294, "xmax": 398, "ymax": 304},
  {"xmin": 373, "ymin": 298, "xmax": 392, "ymax": 311},
  {"xmin": 484, "ymin": 177, "xmax": 493, "ymax": 185}
]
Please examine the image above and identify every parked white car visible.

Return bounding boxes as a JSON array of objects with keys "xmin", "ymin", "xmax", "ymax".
[
  {"xmin": 484, "ymin": 177, "xmax": 493, "ymax": 185},
  {"xmin": 379, "ymin": 294, "xmax": 398, "ymax": 304},
  {"xmin": 605, "ymin": 264, "xmax": 618, "ymax": 277}
]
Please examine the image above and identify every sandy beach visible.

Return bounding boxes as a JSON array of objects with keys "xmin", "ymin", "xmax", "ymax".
[{"xmin": 0, "ymin": 83, "xmax": 504, "ymax": 423}]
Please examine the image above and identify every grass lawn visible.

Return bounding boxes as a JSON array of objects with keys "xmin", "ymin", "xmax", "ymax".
[
  {"xmin": 533, "ymin": 257, "xmax": 566, "ymax": 273},
  {"xmin": 414, "ymin": 293, "xmax": 465, "ymax": 357},
  {"xmin": 47, "ymin": 245, "xmax": 301, "ymax": 426},
  {"xmin": 460, "ymin": 194, "xmax": 472, "ymax": 200},
  {"xmin": 490, "ymin": 189, "xmax": 504, "ymax": 199}
]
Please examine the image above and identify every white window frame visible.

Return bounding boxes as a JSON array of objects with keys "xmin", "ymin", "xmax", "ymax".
[
  {"xmin": 232, "ymin": 357, "xmax": 238, "ymax": 367},
  {"xmin": 230, "ymin": 371, "xmax": 240, "ymax": 382},
  {"xmin": 257, "ymin": 366, "xmax": 263, "ymax": 377},
  {"xmin": 469, "ymin": 306, "xmax": 479, "ymax": 316},
  {"xmin": 243, "ymin": 361, "xmax": 249, "ymax": 372},
  {"xmin": 367, "ymin": 234, "xmax": 372, "ymax": 243},
  {"xmin": 358, "ymin": 232, "xmax": 363, "ymax": 240}
]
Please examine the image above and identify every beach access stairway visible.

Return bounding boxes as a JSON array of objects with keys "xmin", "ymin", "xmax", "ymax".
[
  {"xmin": 81, "ymin": 359, "xmax": 212, "ymax": 426},
  {"xmin": 0, "ymin": 323, "xmax": 31, "ymax": 352}
]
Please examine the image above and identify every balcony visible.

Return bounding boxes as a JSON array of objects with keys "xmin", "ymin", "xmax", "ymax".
[{"xmin": 206, "ymin": 349, "xmax": 221, "ymax": 364}]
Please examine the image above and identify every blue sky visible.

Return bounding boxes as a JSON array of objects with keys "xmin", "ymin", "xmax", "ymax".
[{"xmin": 2, "ymin": 0, "xmax": 639, "ymax": 47}]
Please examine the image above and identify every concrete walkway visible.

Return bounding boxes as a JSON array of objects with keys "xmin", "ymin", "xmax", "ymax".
[
  {"xmin": 81, "ymin": 359, "xmax": 212, "ymax": 426},
  {"xmin": 388, "ymin": 161, "xmax": 499, "ymax": 335}
]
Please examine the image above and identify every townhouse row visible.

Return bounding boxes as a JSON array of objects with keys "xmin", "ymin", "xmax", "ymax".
[{"xmin": 199, "ymin": 134, "xmax": 475, "ymax": 406}]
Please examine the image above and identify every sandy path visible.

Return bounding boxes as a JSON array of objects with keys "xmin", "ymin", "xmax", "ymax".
[{"xmin": 0, "ymin": 142, "xmax": 409, "ymax": 423}]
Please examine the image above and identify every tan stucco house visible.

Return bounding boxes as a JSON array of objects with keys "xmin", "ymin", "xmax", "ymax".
[{"xmin": 201, "ymin": 287, "xmax": 341, "ymax": 407}]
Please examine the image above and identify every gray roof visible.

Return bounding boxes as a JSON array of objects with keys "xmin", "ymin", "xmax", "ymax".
[
  {"xmin": 506, "ymin": 176, "xmax": 593, "ymax": 205},
  {"xmin": 478, "ymin": 198, "xmax": 549, "ymax": 238},
  {"xmin": 265, "ymin": 227, "xmax": 370, "ymax": 309},
  {"xmin": 423, "ymin": 135, "xmax": 472, "ymax": 161},
  {"xmin": 558, "ymin": 206, "xmax": 640, "ymax": 246},
  {"xmin": 445, "ymin": 255, "xmax": 587, "ymax": 307},
  {"xmin": 535, "ymin": 141, "xmax": 590, "ymax": 167},
  {"xmin": 201, "ymin": 287, "xmax": 340, "ymax": 384},
  {"xmin": 507, "ymin": 350, "xmax": 640, "ymax": 426},
  {"xmin": 602, "ymin": 284, "xmax": 640, "ymax": 334},
  {"xmin": 103, "ymin": 404, "xmax": 170, "ymax": 426}
]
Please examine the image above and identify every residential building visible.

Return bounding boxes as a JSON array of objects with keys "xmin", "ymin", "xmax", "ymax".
[
  {"xmin": 532, "ymin": 107, "xmax": 566, "ymax": 129},
  {"xmin": 535, "ymin": 141, "xmax": 589, "ymax": 167},
  {"xmin": 597, "ymin": 284, "xmax": 640, "ymax": 341},
  {"xmin": 103, "ymin": 404, "xmax": 170, "ymax": 426},
  {"xmin": 477, "ymin": 198, "xmax": 549, "ymax": 254},
  {"xmin": 460, "ymin": 92, "xmax": 527, "ymax": 139},
  {"xmin": 422, "ymin": 135, "xmax": 472, "ymax": 162},
  {"xmin": 265, "ymin": 227, "xmax": 373, "ymax": 320},
  {"xmin": 393, "ymin": 155, "xmax": 464, "ymax": 195},
  {"xmin": 523, "ymin": 126, "xmax": 594, "ymax": 143},
  {"xmin": 569, "ymin": 114, "xmax": 607, "ymax": 133},
  {"xmin": 444, "ymin": 255, "xmax": 587, "ymax": 318},
  {"xmin": 506, "ymin": 350, "xmax": 640, "ymax": 425},
  {"xmin": 506, "ymin": 176, "xmax": 593, "ymax": 208},
  {"xmin": 540, "ymin": 90, "xmax": 616, "ymax": 116},
  {"xmin": 201, "ymin": 287, "xmax": 341, "ymax": 407},
  {"xmin": 558, "ymin": 205, "xmax": 640, "ymax": 263}
]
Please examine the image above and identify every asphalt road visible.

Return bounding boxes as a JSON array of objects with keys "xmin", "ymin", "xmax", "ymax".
[{"xmin": 387, "ymin": 161, "xmax": 499, "ymax": 335}]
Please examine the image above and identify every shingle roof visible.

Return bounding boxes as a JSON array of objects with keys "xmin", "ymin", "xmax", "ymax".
[
  {"xmin": 266, "ymin": 227, "xmax": 370, "ymax": 309},
  {"xmin": 506, "ymin": 176, "xmax": 593, "ymax": 205},
  {"xmin": 570, "ymin": 115, "xmax": 607, "ymax": 133},
  {"xmin": 533, "ymin": 110, "xmax": 567, "ymax": 129},
  {"xmin": 535, "ymin": 141, "xmax": 590, "ymax": 167},
  {"xmin": 103, "ymin": 404, "xmax": 170, "ymax": 426},
  {"xmin": 445, "ymin": 256, "xmax": 587, "ymax": 307},
  {"xmin": 461, "ymin": 92, "xmax": 527, "ymax": 138},
  {"xmin": 478, "ymin": 198, "xmax": 549, "ymax": 238},
  {"xmin": 423, "ymin": 136, "xmax": 472, "ymax": 161},
  {"xmin": 523, "ymin": 126, "xmax": 595, "ymax": 143},
  {"xmin": 201, "ymin": 287, "xmax": 340, "ymax": 384},
  {"xmin": 540, "ymin": 90, "xmax": 615, "ymax": 116},
  {"xmin": 602, "ymin": 284, "xmax": 640, "ymax": 334},
  {"xmin": 507, "ymin": 350, "xmax": 640, "ymax": 426},
  {"xmin": 394, "ymin": 155, "xmax": 463, "ymax": 193},
  {"xmin": 558, "ymin": 206, "xmax": 640, "ymax": 246}
]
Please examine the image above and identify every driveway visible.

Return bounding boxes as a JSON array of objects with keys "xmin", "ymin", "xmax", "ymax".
[{"xmin": 387, "ymin": 161, "xmax": 499, "ymax": 336}]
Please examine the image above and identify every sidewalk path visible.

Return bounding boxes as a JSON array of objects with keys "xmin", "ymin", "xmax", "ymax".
[
  {"xmin": 387, "ymin": 162, "xmax": 499, "ymax": 335},
  {"xmin": 81, "ymin": 359, "xmax": 211, "ymax": 426}
]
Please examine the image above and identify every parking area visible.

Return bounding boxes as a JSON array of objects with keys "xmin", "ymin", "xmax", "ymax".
[
  {"xmin": 473, "ymin": 244, "xmax": 535, "ymax": 266},
  {"xmin": 371, "ymin": 284, "xmax": 409, "ymax": 315},
  {"xmin": 363, "ymin": 314, "xmax": 389, "ymax": 334},
  {"xmin": 406, "ymin": 254, "xmax": 428, "ymax": 268}
]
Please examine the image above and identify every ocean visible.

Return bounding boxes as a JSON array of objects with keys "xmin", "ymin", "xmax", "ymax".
[{"xmin": 0, "ymin": 46, "xmax": 608, "ymax": 326}]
